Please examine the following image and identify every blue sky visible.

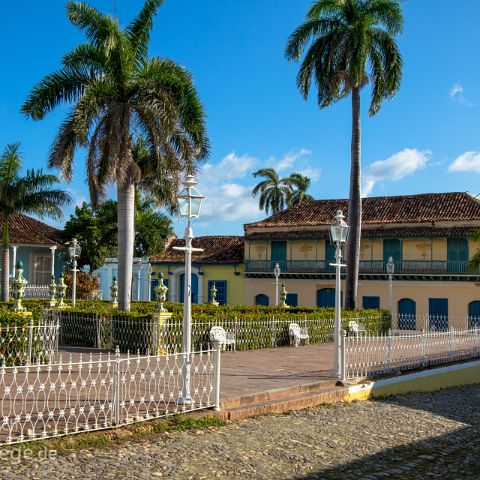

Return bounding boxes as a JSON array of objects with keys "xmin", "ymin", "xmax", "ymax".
[{"xmin": 1, "ymin": 0, "xmax": 480, "ymax": 237}]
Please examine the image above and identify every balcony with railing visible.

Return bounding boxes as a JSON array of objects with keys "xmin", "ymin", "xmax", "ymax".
[{"xmin": 245, "ymin": 259, "xmax": 475, "ymax": 275}]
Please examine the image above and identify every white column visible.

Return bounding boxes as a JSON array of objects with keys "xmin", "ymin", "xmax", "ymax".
[
  {"xmin": 50, "ymin": 246, "xmax": 57, "ymax": 278},
  {"xmin": 11, "ymin": 245, "xmax": 17, "ymax": 277}
]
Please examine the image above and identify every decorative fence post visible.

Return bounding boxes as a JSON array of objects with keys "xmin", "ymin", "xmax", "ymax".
[
  {"xmin": 26, "ymin": 319, "xmax": 34, "ymax": 366},
  {"xmin": 96, "ymin": 314, "xmax": 102, "ymax": 349},
  {"xmin": 213, "ymin": 339, "xmax": 222, "ymax": 411},
  {"xmin": 421, "ymin": 329, "xmax": 426, "ymax": 368},
  {"xmin": 387, "ymin": 329, "xmax": 393, "ymax": 373},
  {"xmin": 340, "ymin": 330, "xmax": 347, "ymax": 382},
  {"xmin": 113, "ymin": 346, "xmax": 121, "ymax": 425}
]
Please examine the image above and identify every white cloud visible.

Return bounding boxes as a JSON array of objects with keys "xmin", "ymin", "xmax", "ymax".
[
  {"xmin": 195, "ymin": 148, "xmax": 320, "ymax": 224},
  {"xmin": 197, "ymin": 152, "xmax": 262, "ymax": 222},
  {"xmin": 450, "ymin": 84, "xmax": 464, "ymax": 98},
  {"xmin": 448, "ymin": 151, "xmax": 480, "ymax": 173},
  {"xmin": 267, "ymin": 148, "xmax": 312, "ymax": 172},
  {"xmin": 362, "ymin": 148, "xmax": 431, "ymax": 196},
  {"xmin": 297, "ymin": 167, "xmax": 322, "ymax": 182},
  {"xmin": 449, "ymin": 83, "xmax": 476, "ymax": 106}
]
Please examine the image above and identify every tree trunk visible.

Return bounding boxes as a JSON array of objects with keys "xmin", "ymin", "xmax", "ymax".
[
  {"xmin": 117, "ymin": 181, "xmax": 136, "ymax": 311},
  {"xmin": 1, "ymin": 249, "xmax": 9, "ymax": 302},
  {"xmin": 345, "ymin": 87, "xmax": 362, "ymax": 310},
  {"xmin": 1, "ymin": 221, "xmax": 9, "ymax": 302}
]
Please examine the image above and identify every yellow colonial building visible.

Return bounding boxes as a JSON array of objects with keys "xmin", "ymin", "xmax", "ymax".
[
  {"xmin": 152, "ymin": 236, "xmax": 244, "ymax": 305},
  {"xmin": 243, "ymin": 192, "xmax": 480, "ymax": 330}
]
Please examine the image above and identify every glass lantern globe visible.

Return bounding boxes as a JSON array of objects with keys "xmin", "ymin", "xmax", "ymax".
[
  {"xmin": 387, "ymin": 256, "xmax": 395, "ymax": 275},
  {"xmin": 273, "ymin": 263, "xmax": 281, "ymax": 277},
  {"xmin": 329, "ymin": 210, "xmax": 349, "ymax": 245},
  {"xmin": 68, "ymin": 238, "xmax": 81, "ymax": 259},
  {"xmin": 177, "ymin": 175, "xmax": 205, "ymax": 218}
]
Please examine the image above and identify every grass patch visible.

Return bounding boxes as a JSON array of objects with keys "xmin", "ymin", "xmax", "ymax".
[{"xmin": 1, "ymin": 414, "xmax": 226, "ymax": 456}]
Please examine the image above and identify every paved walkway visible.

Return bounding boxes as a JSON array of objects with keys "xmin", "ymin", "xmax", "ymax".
[
  {"xmin": 219, "ymin": 343, "xmax": 335, "ymax": 399},
  {"xmin": 3, "ymin": 384, "xmax": 479, "ymax": 479}
]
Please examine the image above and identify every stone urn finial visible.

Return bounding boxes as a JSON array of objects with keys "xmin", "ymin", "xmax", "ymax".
[
  {"xmin": 57, "ymin": 273, "xmax": 67, "ymax": 308},
  {"xmin": 280, "ymin": 283, "xmax": 289, "ymax": 308},
  {"xmin": 154, "ymin": 272, "xmax": 168, "ymax": 312},
  {"xmin": 210, "ymin": 281, "xmax": 219, "ymax": 306},
  {"xmin": 110, "ymin": 276, "xmax": 118, "ymax": 308},
  {"xmin": 49, "ymin": 275, "xmax": 57, "ymax": 307},
  {"xmin": 11, "ymin": 260, "xmax": 28, "ymax": 312}
]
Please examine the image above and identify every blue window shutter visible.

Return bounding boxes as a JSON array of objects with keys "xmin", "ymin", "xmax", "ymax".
[
  {"xmin": 255, "ymin": 294, "xmax": 269, "ymax": 306},
  {"xmin": 286, "ymin": 293, "xmax": 298, "ymax": 307},
  {"xmin": 362, "ymin": 296, "xmax": 380, "ymax": 309}
]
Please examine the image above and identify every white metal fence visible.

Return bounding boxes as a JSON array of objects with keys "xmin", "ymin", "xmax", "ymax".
[
  {"xmin": 343, "ymin": 327, "xmax": 480, "ymax": 380},
  {"xmin": 0, "ymin": 319, "xmax": 59, "ymax": 366},
  {"xmin": 0, "ymin": 347, "xmax": 219, "ymax": 445},
  {"xmin": 23, "ymin": 285, "xmax": 49, "ymax": 299},
  {"xmin": 392, "ymin": 314, "xmax": 480, "ymax": 332}
]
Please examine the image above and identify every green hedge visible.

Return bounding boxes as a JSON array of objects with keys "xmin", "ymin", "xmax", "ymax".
[{"xmin": 38, "ymin": 301, "xmax": 390, "ymax": 353}]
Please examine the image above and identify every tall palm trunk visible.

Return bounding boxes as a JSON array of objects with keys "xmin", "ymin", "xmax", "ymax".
[
  {"xmin": 1, "ymin": 221, "xmax": 10, "ymax": 302},
  {"xmin": 117, "ymin": 181, "xmax": 136, "ymax": 311},
  {"xmin": 345, "ymin": 87, "xmax": 362, "ymax": 310}
]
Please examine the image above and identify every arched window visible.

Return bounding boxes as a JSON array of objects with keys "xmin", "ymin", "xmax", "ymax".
[
  {"xmin": 316, "ymin": 288, "xmax": 336, "ymax": 308},
  {"xmin": 468, "ymin": 301, "xmax": 480, "ymax": 328},
  {"xmin": 398, "ymin": 298, "xmax": 416, "ymax": 330},
  {"xmin": 255, "ymin": 294, "xmax": 269, "ymax": 306}
]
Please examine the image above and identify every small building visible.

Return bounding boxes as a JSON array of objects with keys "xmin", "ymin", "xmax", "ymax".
[
  {"xmin": 93, "ymin": 257, "xmax": 152, "ymax": 301},
  {"xmin": 0, "ymin": 212, "xmax": 66, "ymax": 291},
  {"xmin": 152, "ymin": 236, "xmax": 244, "ymax": 305},
  {"xmin": 243, "ymin": 192, "xmax": 480, "ymax": 329}
]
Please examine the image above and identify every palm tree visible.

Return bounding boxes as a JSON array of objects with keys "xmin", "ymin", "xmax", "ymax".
[
  {"xmin": 22, "ymin": 1, "xmax": 209, "ymax": 311},
  {"xmin": 285, "ymin": 173, "xmax": 314, "ymax": 205},
  {"xmin": 0, "ymin": 143, "xmax": 70, "ymax": 301},
  {"xmin": 285, "ymin": 0, "xmax": 403, "ymax": 309},
  {"xmin": 252, "ymin": 168, "xmax": 291, "ymax": 215}
]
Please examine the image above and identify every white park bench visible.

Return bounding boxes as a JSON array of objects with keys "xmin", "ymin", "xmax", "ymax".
[
  {"xmin": 209, "ymin": 326, "xmax": 236, "ymax": 352},
  {"xmin": 289, "ymin": 323, "xmax": 310, "ymax": 347},
  {"xmin": 348, "ymin": 320, "xmax": 367, "ymax": 337}
]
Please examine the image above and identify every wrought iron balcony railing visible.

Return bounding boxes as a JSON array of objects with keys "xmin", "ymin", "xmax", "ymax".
[{"xmin": 245, "ymin": 259, "xmax": 474, "ymax": 275}]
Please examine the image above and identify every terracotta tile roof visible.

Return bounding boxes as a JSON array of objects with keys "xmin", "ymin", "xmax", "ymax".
[
  {"xmin": 244, "ymin": 192, "xmax": 480, "ymax": 229},
  {"xmin": 246, "ymin": 226, "xmax": 478, "ymax": 241},
  {"xmin": 0, "ymin": 212, "xmax": 64, "ymax": 247},
  {"xmin": 152, "ymin": 236, "xmax": 244, "ymax": 264}
]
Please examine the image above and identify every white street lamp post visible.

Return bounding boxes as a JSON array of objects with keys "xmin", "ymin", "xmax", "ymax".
[
  {"xmin": 68, "ymin": 238, "xmax": 81, "ymax": 308},
  {"xmin": 173, "ymin": 175, "xmax": 205, "ymax": 405},
  {"xmin": 273, "ymin": 263, "xmax": 281, "ymax": 306},
  {"xmin": 387, "ymin": 256, "xmax": 395, "ymax": 315},
  {"xmin": 136, "ymin": 258, "xmax": 143, "ymax": 301},
  {"xmin": 329, "ymin": 210, "xmax": 349, "ymax": 379},
  {"xmin": 147, "ymin": 263, "xmax": 152, "ymax": 302}
]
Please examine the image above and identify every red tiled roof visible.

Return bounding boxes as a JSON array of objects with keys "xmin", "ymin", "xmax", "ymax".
[
  {"xmin": 152, "ymin": 236, "xmax": 244, "ymax": 264},
  {"xmin": 244, "ymin": 192, "xmax": 480, "ymax": 229},
  {"xmin": 0, "ymin": 212, "xmax": 64, "ymax": 246},
  {"xmin": 246, "ymin": 226, "xmax": 478, "ymax": 241}
]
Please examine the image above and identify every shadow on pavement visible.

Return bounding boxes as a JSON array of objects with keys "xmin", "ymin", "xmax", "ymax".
[{"xmin": 295, "ymin": 384, "xmax": 480, "ymax": 479}]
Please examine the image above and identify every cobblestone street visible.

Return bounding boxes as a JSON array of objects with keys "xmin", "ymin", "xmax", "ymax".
[{"xmin": 2, "ymin": 384, "xmax": 479, "ymax": 479}]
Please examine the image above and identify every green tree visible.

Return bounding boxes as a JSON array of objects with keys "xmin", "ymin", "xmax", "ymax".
[
  {"xmin": 63, "ymin": 196, "xmax": 173, "ymax": 270},
  {"xmin": 252, "ymin": 168, "xmax": 292, "ymax": 215},
  {"xmin": 22, "ymin": 1, "xmax": 209, "ymax": 311},
  {"xmin": 286, "ymin": 0, "xmax": 403, "ymax": 309},
  {"xmin": 62, "ymin": 202, "xmax": 116, "ymax": 271},
  {"xmin": 0, "ymin": 143, "xmax": 70, "ymax": 301},
  {"xmin": 284, "ymin": 172, "xmax": 314, "ymax": 205},
  {"xmin": 135, "ymin": 195, "xmax": 174, "ymax": 257}
]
